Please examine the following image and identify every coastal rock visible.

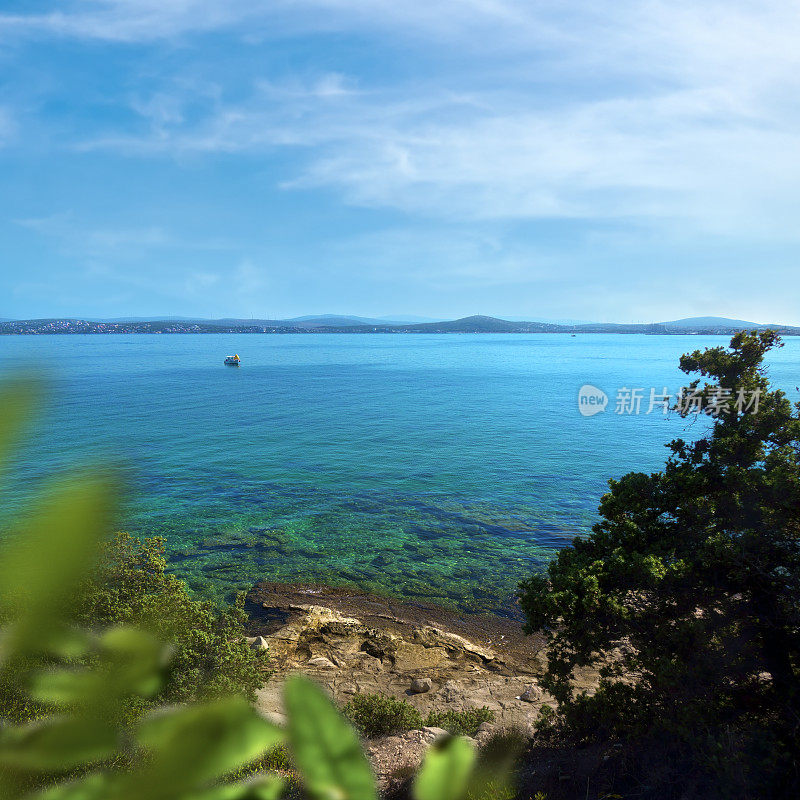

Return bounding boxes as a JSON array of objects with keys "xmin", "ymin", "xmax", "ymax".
[
  {"xmin": 246, "ymin": 636, "xmax": 269, "ymax": 651},
  {"xmin": 246, "ymin": 582, "xmax": 603, "ymax": 789},
  {"xmin": 306, "ymin": 656, "xmax": 337, "ymax": 669},
  {"xmin": 245, "ymin": 583, "xmax": 567, "ymax": 741},
  {"xmin": 518, "ymin": 684, "xmax": 542, "ymax": 703},
  {"xmin": 440, "ymin": 679, "xmax": 463, "ymax": 704}
]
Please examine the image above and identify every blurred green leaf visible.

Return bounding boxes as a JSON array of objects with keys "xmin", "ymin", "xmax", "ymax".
[
  {"xmin": 413, "ymin": 736, "xmax": 476, "ymax": 800},
  {"xmin": 284, "ymin": 675, "xmax": 377, "ymax": 800},
  {"xmin": 45, "ymin": 628, "xmax": 93, "ymax": 661},
  {"xmin": 0, "ymin": 716, "xmax": 117, "ymax": 771},
  {"xmin": 116, "ymin": 697, "xmax": 283, "ymax": 799},
  {"xmin": 26, "ymin": 772, "xmax": 109, "ymax": 800},
  {"xmin": 191, "ymin": 773, "xmax": 286, "ymax": 800},
  {"xmin": 29, "ymin": 626, "xmax": 166, "ymax": 709},
  {"xmin": 29, "ymin": 668, "xmax": 98, "ymax": 707},
  {"xmin": 0, "ymin": 473, "xmax": 115, "ymax": 669},
  {"xmin": 463, "ymin": 730, "xmax": 521, "ymax": 800},
  {"xmin": 95, "ymin": 626, "xmax": 167, "ymax": 699}
]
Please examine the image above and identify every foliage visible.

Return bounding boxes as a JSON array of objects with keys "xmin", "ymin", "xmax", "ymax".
[
  {"xmin": 0, "ymin": 531, "xmax": 266, "ymax": 725},
  {"xmin": 425, "ymin": 707, "xmax": 495, "ymax": 738},
  {"xmin": 0, "ymin": 377, "xmax": 512, "ymax": 800},
  {"xmin": 343, "ymin": 692, "xmax": 495, "ymax": 739},
  {"xmin": 286, "ymin": 675, "xmax": 377, "ymax": 800},
  {"xmin": 343, "ymin": 693, "xmax": 424, "ymax": 737},
  {"xmin": 414, "ymin": 736, "xmax": 476, "ymax": 800},
  {"xmin": 519, "ymin": 331, "xmax": 800, "ymax": 798},
  {"xmin": 77, "ymin": 532, "xmax": 267, "ymax": 705}
]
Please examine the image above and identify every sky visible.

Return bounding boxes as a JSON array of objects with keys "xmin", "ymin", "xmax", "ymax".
[{"xmin": 1, "ymin": 0, "xmax": 800, "ymax": 323}]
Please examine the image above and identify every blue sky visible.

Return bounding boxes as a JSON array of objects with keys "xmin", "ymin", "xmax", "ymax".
[{"xmin": 1, "ymin": 0, "xmax": 799, "ymax": 323}]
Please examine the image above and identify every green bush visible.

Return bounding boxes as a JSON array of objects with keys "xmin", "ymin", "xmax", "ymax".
[
  {"xmin": 425, "ymin": 707, "xmax": 495, "ymax": 737},
  {"xmin": 0, "ymin": 531, "xmax": 267, "ymax": 726},
  {"xmin": 78, "ymin": 532, "xmax": 268, "ymax": 705},
  {"xmin": 343, "ymin": 692, "xmax": 496, "ymax": 740},
  {"xmin": 224, "ymin": 743, "xmax": 296, "ymax": 780},
  {"xmin": 344, "ymin": 692, "xmax": 424, "ymax": 737}
]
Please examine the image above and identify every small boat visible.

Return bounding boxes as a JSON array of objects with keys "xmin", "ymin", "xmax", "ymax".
[{"xmin": 224, "ymin": 354, "xmax": 241, "ymax": 366}]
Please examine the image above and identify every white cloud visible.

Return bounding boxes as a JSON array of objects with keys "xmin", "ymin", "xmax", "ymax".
[
  {"xmin": 0, "ymin": 1, "xmax": 567, "ymax": 44},
  {"xmin": 0, "ymin": 1, "xmax": 256, "ymax": 42},
  {"xmin": 6, "ymin": 1, "xmax": 800, "ymax": 241}
]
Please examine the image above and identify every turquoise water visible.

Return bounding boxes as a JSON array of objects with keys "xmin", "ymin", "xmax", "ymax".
[{"xmin": 2, "ymin": 333, "xmax": 798, "ymax": 616}]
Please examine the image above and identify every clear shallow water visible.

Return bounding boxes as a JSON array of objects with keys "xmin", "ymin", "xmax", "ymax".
[{"xmin": 2, "ymin": 333, "xmax": 798, "ymax": 616}]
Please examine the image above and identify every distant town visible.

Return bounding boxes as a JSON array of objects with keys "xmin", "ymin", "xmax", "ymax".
[{"xmin": 2, "ymin": 315, "xmax": 799, "ymax": 336}]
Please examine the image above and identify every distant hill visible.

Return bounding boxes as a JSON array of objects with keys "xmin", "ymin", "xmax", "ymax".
[
  {"xmin": 404, "ymin": 315, "xmax": 559, "ymax": 333},
  {"xmin": 204, "ymin": 315, "xmax": 429, "ymax": 328},
  {"xmin": 100, "ymin": 316, "xmax": 202, "ymax": 322},
  {"xmin": 3, "ymin": 314, "xmax": 798, "ymax": 336},
  {"xmin": 407, "ymin": 315, "xmax": 521, "ymax": 333},
  {"xmin": 375, "ymin": 315, "xmax": 443, "ymax": 323},
  {"xmin": 283, "ymin": 315, "xmax": 400, "ymax": 327},
  {"xmin": 281, "ymin": 314, "xmax": 445, "ymax": 327},
  {"xmin": 661, "ymin": 316, "xmax": 774, "ymax": 331}
]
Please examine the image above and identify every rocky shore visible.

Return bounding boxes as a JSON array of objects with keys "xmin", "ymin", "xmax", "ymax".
[{"xmin": 242, "ymin": 581, "xmax": 604, "ymax": 790}]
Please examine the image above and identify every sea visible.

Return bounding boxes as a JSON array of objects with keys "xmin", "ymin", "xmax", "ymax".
[{"xmin": 2, "ymin": 333, "xmax": 798, "ymax": 617}]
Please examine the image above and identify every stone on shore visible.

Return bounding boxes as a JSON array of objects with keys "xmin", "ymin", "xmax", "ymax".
[
  {"xmin": 518, "ymin": 684, "xmax": 542, "ymax": 703},
  {"xmin": 410, "ymin": 677, "xmax": 433, "ymax": 694},
  {"xmin": 306, "ymin": 655, "xmax": 337, "ymax": 669}
]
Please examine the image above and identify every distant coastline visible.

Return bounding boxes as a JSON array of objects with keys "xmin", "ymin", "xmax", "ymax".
[{"xmin": 2, "ymin": 314, "xmax": 799, "ymax": 336}]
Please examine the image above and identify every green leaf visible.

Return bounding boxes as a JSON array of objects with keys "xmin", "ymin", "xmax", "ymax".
[
  {"xmin": 46, "ymin": 627, "xmax": 93, "ymax": 661},
  {"xmin": 116, "ymin": 697, "xmax": 283, "ymax": 799},
  {"xmin": 26, "ymin": 773, "xmax": 109, "ymax": 800},
  {"xmin": 190, "ymin": 773, "xmax": 286, "ymax": 800},
  {"xmin": 0, "ymin": 716, "xmax": 117, "ymax": 771},
  {"xmin": 413, "ymin": 736, "xmax": 476, "ymax": 800},
  {"xmin": 96, "ymin": 626, "xmax": 168, "ymax": 699},
  {"xmin": 30, "ymin": 668, "xmax": 98, "ymax": 707},
  {"xmin": 0, "ymin": 473, "xmax": 115, "ymax": 669},
  {"xmin": 284, "ymin": 675, "xmax": 377, "ymax": 800}
]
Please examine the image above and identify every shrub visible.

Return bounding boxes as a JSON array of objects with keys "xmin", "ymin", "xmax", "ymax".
[
  {"xmin": 342, "ymin": 692, "xmax": 497, "ymax": 739},
  {"xmin": 0, "ymin": 531, "xmax": 267, "ymax": 726},
  {"xmin": 343, "ymin": 692, "xmax": 424, "ymax": 737},
  {"xmin": 76, "ymin": 532, "xmax": 267, "ymax": 705},
  {"xmin": 425, "ymin": 707, "xmax": 495, "ymax": 737}
]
